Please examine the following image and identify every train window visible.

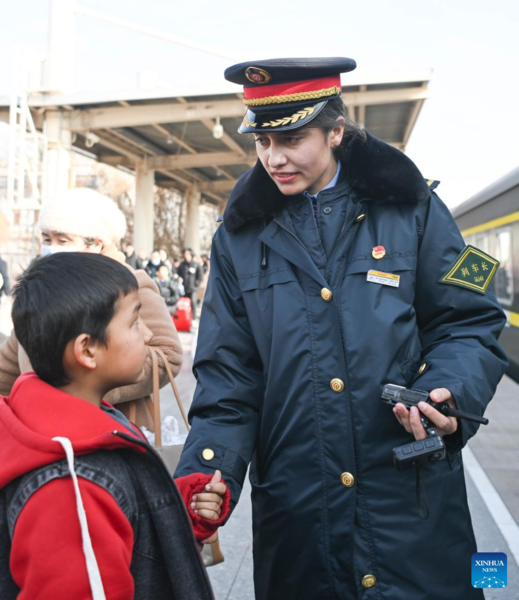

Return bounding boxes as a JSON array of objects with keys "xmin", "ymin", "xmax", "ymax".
[
  {"xmin": 494, "ymin": 228, "xmax": 513, "ymax": 306},
  {"xmin": 475, "ymin": 233, "xmax": 489, "ymax": 254}
]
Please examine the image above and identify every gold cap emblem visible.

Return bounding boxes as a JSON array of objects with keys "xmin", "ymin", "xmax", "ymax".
[{"xmin": 245, "ymin": 67, "xmax": 272, "ymax": 84}]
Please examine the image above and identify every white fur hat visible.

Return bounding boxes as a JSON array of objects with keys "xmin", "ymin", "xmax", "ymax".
[{"xmin": 39, "ymin": 188, "xmax": 127, "ymax": 244}]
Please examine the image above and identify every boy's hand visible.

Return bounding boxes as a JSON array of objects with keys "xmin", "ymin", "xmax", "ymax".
[
  {"xmin": 175, "ymin": 470, "xmax": 230, "ymax": 545},
  {"xmin": 191, "ymin": 470, "xmax": 226, "ymax": 521}
]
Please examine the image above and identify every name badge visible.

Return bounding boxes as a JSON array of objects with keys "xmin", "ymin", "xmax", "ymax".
[{"xmin": 367, "ymin": 270, "xmax": 400, "ymax": 288}]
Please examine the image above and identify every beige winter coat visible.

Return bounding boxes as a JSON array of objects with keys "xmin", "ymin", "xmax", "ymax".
[{"xmin": 0, "ymin": 269, "xmax": 182, "ymax": 429}]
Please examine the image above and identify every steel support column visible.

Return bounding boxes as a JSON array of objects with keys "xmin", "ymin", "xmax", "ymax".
[
  {"xmin": 45, "ymin": 110, "xmax": 72, "ymax": 202},
  {"xmin": 183, "ymin": 185, "xmax": 201, "ymax": 256},
  {"xmin": 134, "ymin": 161, "xmax": 155, "ymax": 254}
]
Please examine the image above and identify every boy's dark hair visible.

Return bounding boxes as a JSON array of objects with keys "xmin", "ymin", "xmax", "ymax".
[{"xmin": 12, "ymin": 253, "xmax": 138, "ymax": 387}]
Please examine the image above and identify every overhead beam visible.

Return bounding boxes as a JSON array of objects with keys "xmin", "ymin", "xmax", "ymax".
[
  {"xmin": 158, "ymin": 179, "xmax": 236, "ymax": 194},
  {"xmin": 99, "ymin": 127, "xmax": 202, "ymax": 187},
  {"xmin": 343, "ymin": 87, "xmax": 428, "ymax": 107},
  {"xmin": 157, "ymin": 178, "xmax": 238, "ymax": 194},
  {"xmin": 97, "ymin": 154, "xmax": 131, "ymax": 166},
  {"xmin": 94, "ymin": 129, "xmax": 205, "ymax": 189},
  {"xmin": 147, "ymin": 151, "xmax": 252, "ymax": 170},
  {"xmin": 159, "ymin": 169, "xmax": 193, "ymax": 187},
  {"xmin": 0, "ymin": 108, "xmax": 44, "ymax": 129},
  {"xmin": 151, "ymin": 123, "xmax": 234, "ymax": 180},
  {"xmin": 68, "ymin": 99, "xmax": 245, "ymax": 132},
  {"xmin": 196, "ymin": 180, "xmax": 236, "ymax": 192},
  {"xmin": 152, "ymin": 123, "xmax": 196, "ymax": 155},
  {"xmin": 67, "ymin": 87, "xmax": 428, "ymax": 132},
  {"xmin": 94, "ymin": 134, "xmax": 143, "ymax": 162},
  {"xmin": 155, "ymin": 179, "xmax": 229, "ymax": 201},
  {"xmin": 108, "ymin": 126, "xmax": 165, "ymax": 156}
]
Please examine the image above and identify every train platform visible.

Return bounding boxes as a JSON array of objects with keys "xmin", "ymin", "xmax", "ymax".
[{"xmin": 161, "ymin": 328, "xmax": 519, "ymax": 599}]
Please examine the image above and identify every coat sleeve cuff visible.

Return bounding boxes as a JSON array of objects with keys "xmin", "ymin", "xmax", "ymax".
[{"xmin": 175, "ymin": 473, "xmax": 231, "ymax": 541}]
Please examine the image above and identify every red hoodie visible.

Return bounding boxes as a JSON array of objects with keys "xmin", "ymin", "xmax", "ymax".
[{"xmin": 0, "ymin": 372, "xmax": 230, "ymax": 600}]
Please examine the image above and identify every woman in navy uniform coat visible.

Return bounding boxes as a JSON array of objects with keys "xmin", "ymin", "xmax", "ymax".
[{"xmin": 176, "ymin": 58, "xmax": 507, "ymax": 599}]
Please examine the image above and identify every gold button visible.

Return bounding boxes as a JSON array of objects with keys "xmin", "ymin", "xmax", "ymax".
[
  {"xmin": 202, "ymin": 448, "xmax": 215, "ymax": 461},
  {"xmin": 321, "ymin": 288, "xmax": 333, "ymax": 302},
  {"xmin": 356, "ymin": 213, "xmax": 366, "ymax": 222},
  {"xmin": 340, "ymin": 472, "xmax": 355, "ymax": 487},
  {"xmin": 330, "ymin": 378, "xmax": 345, "ymax": 393},
  {"xmin": 418, "ymin": 363, "xmax": 427, "ymax": 375},
  {"xmin": 362, "ymin": 574, "xmax": 377, "ymax": 588}
]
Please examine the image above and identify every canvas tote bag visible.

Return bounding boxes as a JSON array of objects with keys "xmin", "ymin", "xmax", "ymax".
[{"xmin": 129, "ymin": 347, "xmax": 224, "ymax": 566}]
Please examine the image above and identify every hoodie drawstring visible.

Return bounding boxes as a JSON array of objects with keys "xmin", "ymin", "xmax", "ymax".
[{"xmin": 53, "ymin": 436, "xmax": 106, "ymax": 600}]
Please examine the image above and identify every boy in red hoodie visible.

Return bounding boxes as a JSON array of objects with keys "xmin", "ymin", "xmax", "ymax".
[{"xmin": 0, "ymin": 253, "xmax": 230, "ymax": 600}]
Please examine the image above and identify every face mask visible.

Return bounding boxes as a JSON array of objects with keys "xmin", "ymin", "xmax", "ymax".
[
  {"xmin": 41, "ymin": 244, "xmax": 85, "ymax": 257},
  {"xmin": 151, "ymin": 259, "xmax": 161, "ymax": 266}
]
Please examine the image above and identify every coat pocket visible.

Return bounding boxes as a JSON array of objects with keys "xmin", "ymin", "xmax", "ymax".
[
  {"xmin": 238, "ymin": 266, "xmax": 300, "ymax": 292},
  {"xmin": 343, "ymin": 253, "xmax": 418, "ymax": 323},
  {"xmin": 345, "ymin": 252, "xmax": 417, "ymax": 277}
]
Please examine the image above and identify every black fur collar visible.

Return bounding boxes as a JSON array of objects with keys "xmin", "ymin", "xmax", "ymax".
[{"xmin": 223, "ymin": 131, "xmax": 430, "ymax": 233}]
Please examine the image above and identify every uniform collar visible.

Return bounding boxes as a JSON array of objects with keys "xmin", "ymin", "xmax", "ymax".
[
  {"xmin": 303, "ymin": 161, "xmax": 342, "ymax": 201},
  {"xmin": 223, "ymin": 131, "xmax": 431, "ymax": 234}
]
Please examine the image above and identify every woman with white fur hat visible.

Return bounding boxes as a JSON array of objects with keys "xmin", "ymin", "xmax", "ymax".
[{"xmin": 0, "ymin": 187, "xmax": 182, "ymax": 428}]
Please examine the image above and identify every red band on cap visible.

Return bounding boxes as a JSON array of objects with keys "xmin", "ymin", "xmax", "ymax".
[{"xmin": 243, "ymin": 76, "xmax": 341, "ymax": 100}]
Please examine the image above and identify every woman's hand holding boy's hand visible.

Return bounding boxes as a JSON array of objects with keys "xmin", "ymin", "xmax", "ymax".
[
  {"xmin": 191, "ymin": 470, "xmax": 228, "ymax": 544},
  {"xmin": 175, "ymin": 469, "xmax": 231, "ymax": 543},
  {"xmin": 191, "ymin": 470, "xmax": 226, "ymax": 520}
]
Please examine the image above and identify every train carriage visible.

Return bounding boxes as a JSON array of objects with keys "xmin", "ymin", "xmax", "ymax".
[{"xmin": 452, "ymin": 167, "xmax": 519, "ymax": 381}]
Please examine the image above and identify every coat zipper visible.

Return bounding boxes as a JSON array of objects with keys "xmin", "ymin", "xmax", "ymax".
[{"xmin": 273, "ymin": 218, "xmax": 309, "ymax": 253}]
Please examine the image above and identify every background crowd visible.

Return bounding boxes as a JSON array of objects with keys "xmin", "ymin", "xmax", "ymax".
[{"xmin": 124, "ymin": 245, "xmax": 210, "ymax": 321}]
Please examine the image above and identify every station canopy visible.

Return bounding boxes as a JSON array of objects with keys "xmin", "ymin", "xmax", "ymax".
[{"xmin": 1, "ymin": 71, "xmax": 430, "ymax": 206}]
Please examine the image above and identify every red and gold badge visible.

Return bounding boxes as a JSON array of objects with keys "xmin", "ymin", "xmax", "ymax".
[
  {"xmin": 372, "ymin": 245, "xmax": 386, "ymax": 259},
  {"xmin": 245, "ymin": 66, "xmax": 272, "ymax": 85}
]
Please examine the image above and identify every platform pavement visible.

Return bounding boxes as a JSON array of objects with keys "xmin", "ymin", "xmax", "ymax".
[
  {"xmin": 160, "ymin": 329, "xmax": 519, "ymax": 599},
  {"xmin": 468, "ymin": 375, "xmax": 519, "ymax": 527}
]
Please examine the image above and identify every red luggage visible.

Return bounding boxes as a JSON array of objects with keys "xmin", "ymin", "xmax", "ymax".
[{"xmin": 172, "ymin": 297, "xmax": 193, "ymax": 331}]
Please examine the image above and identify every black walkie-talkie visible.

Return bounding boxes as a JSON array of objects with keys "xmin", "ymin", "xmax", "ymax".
[{"xmin": 381, "ymin": 384, "xmax": 489, "ymax": 470}]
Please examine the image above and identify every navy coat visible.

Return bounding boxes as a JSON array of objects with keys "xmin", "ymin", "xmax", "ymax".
[{"xmin": 176, "ymin": 132, "xmax": 507, "ymax": 600}]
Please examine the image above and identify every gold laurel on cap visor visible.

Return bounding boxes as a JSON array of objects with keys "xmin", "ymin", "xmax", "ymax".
[
  {"xmin": 243, "ymin": 85, "xmax": 341, "ymax": 107},
  {"xmin": 238, "ymin": 101, "xmax": 328, "ymax": 133}
]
